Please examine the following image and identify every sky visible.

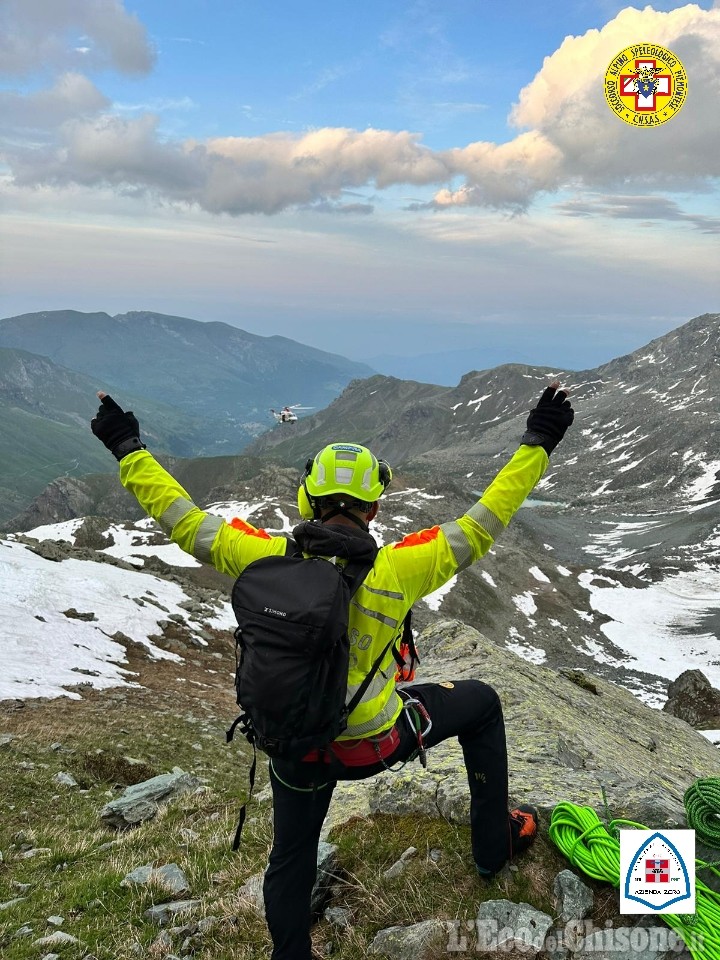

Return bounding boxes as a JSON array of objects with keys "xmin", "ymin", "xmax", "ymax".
[{"xmin": 1, "ymin": 0, "xmax": 719, "ymax": 374}]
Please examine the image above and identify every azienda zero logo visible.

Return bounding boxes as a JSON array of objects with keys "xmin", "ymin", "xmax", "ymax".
[
  {"xmin": 620, "ymin": 830, "xmax": 695, "ymax": 914},
  {"xmin": 604, "ymin": 43, "xmax": 688, "ymax": 126}
]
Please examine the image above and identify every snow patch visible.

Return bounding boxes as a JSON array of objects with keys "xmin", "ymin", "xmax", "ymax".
[
  {"xmin": 506, "ymin": 628, "xmax": 546, "ymax": 665},
  {"xmin": 578, "ymin": 568, "xmax": 720, "ymax": 689},
  {"xmin": 424, "ymin": 576, "xmax": 457, "ymax": 611},
  {"xmin": 512, "ymin": 592, "xmax": 537, "ymax": 617}
]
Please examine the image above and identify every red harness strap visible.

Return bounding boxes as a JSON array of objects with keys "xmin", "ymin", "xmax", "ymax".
[{"xmin": 302, "ymin": 726, "xmax": 400, "ymax": 766}]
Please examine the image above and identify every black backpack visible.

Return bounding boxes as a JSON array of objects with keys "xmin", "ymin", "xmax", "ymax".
[
  {"xmin": 231, "ymin": 549, "xmax": 389, "ymax": 757},
  {"xmin": 226, "ymin": 540, "xmax": 404, "ymax": 847}
]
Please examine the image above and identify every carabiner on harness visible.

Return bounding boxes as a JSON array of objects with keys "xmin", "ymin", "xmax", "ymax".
[{"xmin": 401, "ymin": 695, "xmax": 432, "ymax": 769}]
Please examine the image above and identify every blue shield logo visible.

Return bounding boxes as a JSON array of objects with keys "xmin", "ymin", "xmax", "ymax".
[
  {"xmin": 637, "ymin": 79, "xmax": 657, "ymax": 97},
  {"xmin": 624, "ymin": 831, "xmax": 692, "ymax": 911}
]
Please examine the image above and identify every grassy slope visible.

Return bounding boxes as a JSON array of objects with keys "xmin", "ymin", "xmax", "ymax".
[
  {"xmin": 0, "ymin": 633, "xmax": 622, "ymax": 960},
  {"xmin": 0, "ymin": 407, "xmax": 114, "ymax": 522}
]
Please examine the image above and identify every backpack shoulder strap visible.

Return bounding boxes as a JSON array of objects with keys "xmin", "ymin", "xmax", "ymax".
[{"xmin": 345, "ymin": 631, "xmax": 396, "ymax": 718}]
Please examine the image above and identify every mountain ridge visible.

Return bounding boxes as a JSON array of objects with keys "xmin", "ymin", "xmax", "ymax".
[
  {"xmin": 0, "ymin": 309, "xmax": 376, "ymax": 521},
  {"xmin": 0, "ymin": 308, "xmax": 374, "ymax": 445}
]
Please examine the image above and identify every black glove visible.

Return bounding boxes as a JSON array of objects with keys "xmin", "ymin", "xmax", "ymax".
[
  {"xmin": 521, "ymin": 382, "xmax": 574, "ymax": 455},
  {"xmin": 91, "ymin": 393, "xmax": 146, "ymax": 461}
]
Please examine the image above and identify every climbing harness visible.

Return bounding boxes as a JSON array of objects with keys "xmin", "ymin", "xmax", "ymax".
[
  {"xmin": 549, "ymin": 778, "xmax": 720, "ymax": 960},
  {"xmin": 402, "ymin": 695, "xmax": 432, "ymax": 769}
]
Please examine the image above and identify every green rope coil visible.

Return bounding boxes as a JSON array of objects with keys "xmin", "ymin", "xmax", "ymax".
[
  {"xmin": 685, "ymin": 778, "xmax": 720, "ymax": 848},
  {"xmin": 549, "ymin": 778, "xmax": 720, "ymax": 960}
]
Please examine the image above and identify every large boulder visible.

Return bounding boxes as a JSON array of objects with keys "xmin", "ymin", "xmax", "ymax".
[
  {"xmin": 99, "ymin": 769, "xmax": 201, "ymax": 829},
  {"xmin": 328, "ymin": 620, "xmax": 720, "ymax": 833},
  {"xmin": 662, "ymin": 669, "xmax": 720, "ymax": 729}
]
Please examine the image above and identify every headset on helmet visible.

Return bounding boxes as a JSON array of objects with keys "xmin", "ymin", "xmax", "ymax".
[{"xmin": 297, "ymin": 442, "xmax": 392, "ymax": 520}]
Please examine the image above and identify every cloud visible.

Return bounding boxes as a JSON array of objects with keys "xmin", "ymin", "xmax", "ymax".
[
  {"xmin": 0, "ymin": 0, "xmax": 154, "ymax": 76},
  {"xmin": 0, "ymin": 73, "xmax": 109, "ymax": 138},
  {"xmin": 557, "ymin": 194, "xmax": 720, "ymax": 233},
  {"xmin": 303, "ymin": 200, "xmax": 375, "ymax": 215},
  {"xmin": 2, "ymin": 3, "xmax": 720, "ymax": 216},
  {"xmin": 436, "ymin": 4, "xmax": 720, "ymax": 209}
]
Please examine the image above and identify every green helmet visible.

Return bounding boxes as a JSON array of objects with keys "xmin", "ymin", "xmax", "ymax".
[{"xmin": 298, "ymin": 442, "xmax": 392, "ymax": 519}]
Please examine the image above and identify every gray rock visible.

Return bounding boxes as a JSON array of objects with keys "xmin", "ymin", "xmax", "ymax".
[
  {"xmin": 540, "ymin": 927, "xmax": 571, "ymax": 959},
  {"xmin": 46, "ymin": 915, "xmax": 64, "ymax": 926},
  {"xmin": 383, "ymin": 846, "xmax": 418, "ymax": 879},
  {"xmin": 39, "ymin": 955, "xmax": 61, "ymax": 960},
  {"xmin": 12, "ymin": 925, "xmax": 34, "ymax": 939},
  {"xmin": 179, "ymin": 828, "xmax": 200, "ymax": 844},
  {"xmin": 121, "ymin": 863, "xmax": 190, "ymax": 896},
  {"xmin": 153, "ymin": 930, "xmax": 175, "ymax": 950},
  {"xmin": 312, "ymin": 842, "xmax": 339, "ymax": 915},
  {"xmin": 239, "ymin": 843, "xmax": 339, "ymax": 920},
  {"xmin": 368, "ymin": 919, "xmax": 447, "ymax": 958},
  {"xmin": 181, "ymin": 932, "xmax": 204, "ymax": 953},
  {"xmin": 121, "ymin": 865, "xmax": 153, "ymax": 887},
  {"xmin": 52, "ymin": 772, "xmax": 79, "ymax": 788},
  {"xmin": 663, "ymin": 669, "xmax": 720, "ymax": 728},
  {"xmin": 344, "ymin": 621, "xmax": 720, "ymax": 829},
  {"xmin": 324, "ymin": 906, "xmax": 352, "ymax": 928},
  {"xmin": 475, "ymin": 900, "xmax": 553, "ymax": 955},
  {"xmin": 238, "ymin": 874, "xmax": 265, "ymax": 917},
  {"xmin": 32, "ymin": 931, "xmax": 79, "ymax": 948},
  {"xmin": 0, "ymin": 898, "xmax": 27, "ymax": 910},
  {"xmin": 143, "ymin": 900, "xmax": 202, "ymax": 925},
  {"xmin": 156, "ymin": 863, "xmax": 191, "ymax": 896},
  {"xmin": 574, "ymin": 924, "xmax": 687, "ymax": 959},
  {"xmin": 553, "ymin": 869, "xmax": 594, "ymax": 922},
  {"xmin": 99, "ymin": 769, "xmax": 201, "ymax": 828}
]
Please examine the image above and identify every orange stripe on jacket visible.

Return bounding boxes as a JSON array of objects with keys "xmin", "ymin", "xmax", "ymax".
[
  {"xmin": 228, "ymin": 517, "xmax": 272, "ymax": 539},
  {"xmin": 393, "ymin": 526, "xmax": 441, "ymax": 549}
]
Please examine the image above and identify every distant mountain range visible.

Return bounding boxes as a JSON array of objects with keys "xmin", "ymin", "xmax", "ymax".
[
  {"xmin": 250, "ymin": 312, "xmax": 720, "ymax": 517},
  {"xmin": 0, "ymin": 309, "xmax": 374, "ymax": 523},
  {"xmin": 7, "ymin": 311, "xmax": 720, "ymax": 708}
]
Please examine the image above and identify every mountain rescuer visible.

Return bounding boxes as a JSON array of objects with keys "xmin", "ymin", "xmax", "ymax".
[{"xmin": 90, "ymin": 382, "xmax": 574, "ymax": 960}]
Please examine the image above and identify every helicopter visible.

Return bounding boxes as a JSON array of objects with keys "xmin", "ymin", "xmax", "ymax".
[{"xmin": 270, "ymin": 404, "xmax": 313, "ymax": 425}]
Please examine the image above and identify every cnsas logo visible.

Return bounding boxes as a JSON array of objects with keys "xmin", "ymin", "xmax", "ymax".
[
  {"xmin": 604, "ymin": 43, "xmax": 688, "ymax": 126},
  {"xmin": 620, "ymin": 830, "xmax": 695, "ymax": 914}
]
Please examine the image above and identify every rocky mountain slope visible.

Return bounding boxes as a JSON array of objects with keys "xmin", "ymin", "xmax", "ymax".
[
  {"xmin": 249, "ymin": 312, "xmax": 720, "ymax": 515},
  {"xmin": 0, "ymin": 348, "xmax": 217, "ymax": 524},
  {"xmin": 2, "ymin": 600, "xmax": 718, "ymax": 959},
  {"xmin": 5, "ymin": 313, "xmax": 720, "ymax": 709},
  {"xmin": 0, "ymin": 309, "xmax": 374, "ymax": 521},
  {"xmin": 0, "ymin": 313, "xmax": 373, "ymax": 443}
]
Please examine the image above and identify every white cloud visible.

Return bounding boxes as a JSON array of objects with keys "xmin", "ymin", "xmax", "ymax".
[
  {"xmin": 435, "ymin": 4, "xmax": 720, "ymax": 208},
  {"xmin": 0, "ymin": 73, "xmax": 109, "ymax": 137},
  {"xmin": 1, "ymin": 4, "xmax": 719, "ymax": 215},
  {"xmin": 0, "ymin": 0, "xmax": 154, "ymax": 76}
]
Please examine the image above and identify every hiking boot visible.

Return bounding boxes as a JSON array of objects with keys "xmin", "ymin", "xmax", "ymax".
[
  {"xmin": 509, "ymin": 803, "xmax": 539, "ymax": 858},
  {"xmin": 475, "ymin": 804, "xmax": 539, "ymax": 880}
]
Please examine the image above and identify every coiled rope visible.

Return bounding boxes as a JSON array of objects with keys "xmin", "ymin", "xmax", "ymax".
[
  {"xmin": 685, "ymin": 778, "xmax": 720, "ymax": 849},
  {"xmin": 549, "ymin": 778, "xmax": 720, "ymax": 960}
]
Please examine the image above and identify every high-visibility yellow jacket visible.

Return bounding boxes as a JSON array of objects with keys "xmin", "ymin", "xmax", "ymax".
[{"xmin": 119, "ymin": 444, "xmax": 547, "ymax": 740}]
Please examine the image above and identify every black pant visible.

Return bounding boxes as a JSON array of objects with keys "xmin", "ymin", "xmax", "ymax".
[{"xmin": 263, "ymin": 679, "xmax": 509, "ymax": 960}]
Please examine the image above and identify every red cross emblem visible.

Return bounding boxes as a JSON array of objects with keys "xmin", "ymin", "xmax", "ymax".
[
  {"xmin": 620, "ymin": 59, "xmax": 672, "ymax": 112},
  {"xmin": 645, "ymin": 858, "xmax": 669, "ymax": 883}
]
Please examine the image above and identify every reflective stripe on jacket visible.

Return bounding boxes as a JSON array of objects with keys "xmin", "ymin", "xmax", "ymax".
[{"xmin": 119, "ymin": 444, "xmax": 547, "ymax": 739}]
